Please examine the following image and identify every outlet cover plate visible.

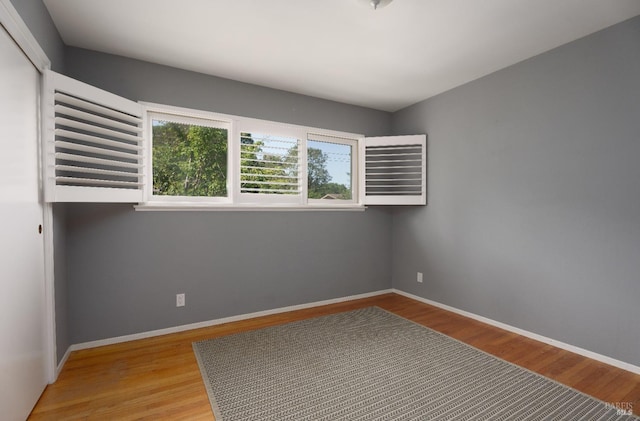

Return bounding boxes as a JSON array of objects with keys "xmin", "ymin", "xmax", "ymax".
[{"xmin": 176, "ymin": 293, "xmax": 185, "ymax": 307}]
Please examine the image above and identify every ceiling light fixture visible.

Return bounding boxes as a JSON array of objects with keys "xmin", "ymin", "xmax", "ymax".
[{"xmin": 360, "ymin": 0, "xmax": 393, "ymax": 10}]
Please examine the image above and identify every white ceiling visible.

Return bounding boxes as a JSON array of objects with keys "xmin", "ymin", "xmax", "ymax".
[{"xmin": 43, "ymin": 0, "xmax": 640, "ymax": 112}]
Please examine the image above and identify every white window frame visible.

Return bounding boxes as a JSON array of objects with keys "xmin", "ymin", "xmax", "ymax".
[
  {"xmin": 143, "ymin": 103, "xmax": 234, "ymax": 205},
  {"xmin": 138, "ymin": 102, "xmax": 366, "ymax": 210}
]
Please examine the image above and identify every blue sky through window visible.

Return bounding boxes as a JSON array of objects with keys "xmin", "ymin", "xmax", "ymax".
[{"xmin": 308, "ymin": 140, "xmax": 351, "ymax": 188}]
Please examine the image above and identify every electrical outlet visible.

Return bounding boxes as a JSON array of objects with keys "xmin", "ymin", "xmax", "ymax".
[
  {"xmin": 176, "ymin": 293, "xmax": 185, "ymax": 307},
  {"xmin": 417, "ymin": 272, "xmax": 423, "ymax": 283}
]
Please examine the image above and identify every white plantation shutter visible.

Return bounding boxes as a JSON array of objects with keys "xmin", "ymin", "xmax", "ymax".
[
  {"xmin": 364, "ymin": 135, "xmax": 426, "ymax": 205},
  {"xmin": 42, "ymin": 70, "xmax": 145, "ymax": 202}
]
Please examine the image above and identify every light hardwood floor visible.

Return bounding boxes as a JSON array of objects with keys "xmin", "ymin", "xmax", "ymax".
[{"xmin": 29, "ymin": 293, "xmax": 640, "ymax": 419}]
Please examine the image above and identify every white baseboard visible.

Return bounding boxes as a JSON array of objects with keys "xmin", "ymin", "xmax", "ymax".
[
  {"xmin": 59, "ymin": 287, "xmax": 639, "ymax": 378},
  {"xmin": 68, "ymin": 289, "xmax": 393, "ymax": 353},
  {"xmin": 392, "ymin": 288, "xmax": 640, "ymax": 375}
]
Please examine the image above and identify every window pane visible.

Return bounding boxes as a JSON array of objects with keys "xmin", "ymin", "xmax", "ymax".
[
  {"xmin": 240, "ymin": 132, "xmax": 300, "ymax": 195},
  {"xmin": 307, "ymin": 140, "xmax": 352, "ymax": 200},
  {"xmin": 152, "ymin": 120, "xmax": 228, "ymax": 197}
]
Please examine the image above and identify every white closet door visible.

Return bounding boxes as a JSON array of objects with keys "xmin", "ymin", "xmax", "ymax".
[{"xmin": 0, "ymin": 24, "xmax": 47, "ymax": 420}]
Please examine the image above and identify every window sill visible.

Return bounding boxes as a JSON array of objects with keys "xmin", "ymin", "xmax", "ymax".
[{"xmin": 134, "ymin": 203, "xmax": 366, "ymax": 212}]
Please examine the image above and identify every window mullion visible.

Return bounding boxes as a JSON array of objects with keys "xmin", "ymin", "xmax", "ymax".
[
  {"xmin": 358, "ymin": 136, "xmax": 366, "ymax": 205},
  {"xmin": 143, "ymin": 108, "xmax": 154, "ymax": 202},
  {"xmin": 229, "ymin": 119, "xmax": 240, "ymax": 204},
  {"xmin": 299, "ymin": 136, "xmax": 308, "ymax": 206}
]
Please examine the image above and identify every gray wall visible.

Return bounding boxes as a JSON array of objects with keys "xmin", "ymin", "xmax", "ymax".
[
  {"xmin": 66, "ymin": 205, "xmax": 391, "ymax": 343},
  {"xmin": 391, "ymin": 16, "xmax": 640, "ymax": 366},
  {"xmin": 62, "ymin": 49, "xmax": 393, "ymax": 344},
  {"xmin": 64, "ymin": 48, "xmax": 391, "ymax": 136},
  {"xmin": 9, "ymin": 0, "xmax": 64, "ymax": 71}
]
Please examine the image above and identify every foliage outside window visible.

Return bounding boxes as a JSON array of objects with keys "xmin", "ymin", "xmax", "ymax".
[{"xmin": 152, "ymin": 115, "xmax": 229, "ymax": 199}]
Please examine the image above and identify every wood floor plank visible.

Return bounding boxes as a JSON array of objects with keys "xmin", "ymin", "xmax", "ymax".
[{"xmin": 29, "ymin": 293, "xmax": 640, "ymax": 419}]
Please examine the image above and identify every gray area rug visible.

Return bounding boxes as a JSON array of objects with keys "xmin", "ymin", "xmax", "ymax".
[{"xmin": 193, "ymin": 307, "xmax": 637, "ymax": 420}]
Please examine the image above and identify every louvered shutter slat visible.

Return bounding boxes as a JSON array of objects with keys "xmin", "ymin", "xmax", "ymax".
[
  {"xmin": 55, "ymin": 165, "xmax": 141, "ymax": 178},
  {"xmin": 56, "ymin": 129, "xmax": 142, "ymax": 152},
  {"xmin": 55, "ymin": 177, "xmax": 143, "ymax": 187},
  {"xmin": 54, "ymin": 105, "xmax": 143, "ymax": 134},
  {"xmin": 54, "ymin": 141, "xmax": 140, "ymax": 160},
  {"xmin": 55, "ymin": 118, "xmax": 141, "ymax": 143},
  {"xmin": 54, "ymin": 92, "xmax": 141, "ymax": 124},
  {"xmin": 55, "ymin": 153, "xmax": 143, "ymax": 170}
]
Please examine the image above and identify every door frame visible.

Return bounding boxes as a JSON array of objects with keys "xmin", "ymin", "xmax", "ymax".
[{"xmin": 0, "ymin": 0, "xmax": 56, "ymax": 383}]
